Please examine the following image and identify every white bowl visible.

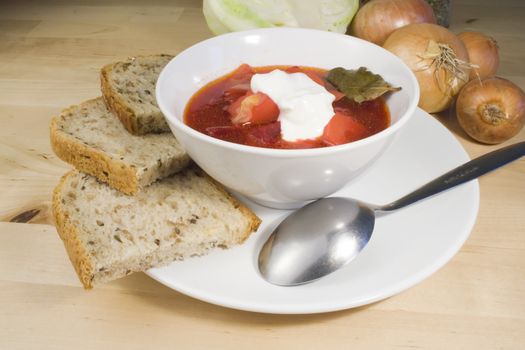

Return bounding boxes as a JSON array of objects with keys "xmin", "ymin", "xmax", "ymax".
[{"xmin": 157, "ymin": 28, "xmax": 419, "ymax": 209}]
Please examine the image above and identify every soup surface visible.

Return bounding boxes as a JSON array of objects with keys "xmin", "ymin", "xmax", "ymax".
[{"xmin": 184, "ymin": 64, "xmax": 390, "ymax": 149}]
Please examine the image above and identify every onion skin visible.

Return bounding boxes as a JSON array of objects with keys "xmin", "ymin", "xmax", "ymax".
[
  {"xmin": 456, "ymin": 77, "xmax": 525, "ymax": 144},
  {"xmin": 383, "ymin": 23, "xmax": 470, "ymax": 113},
  {"xmin": 351, "ymin": 0, "xmax": 436, "ymax": 46},
  {"xmin": 458, "ymin": 31, "xmax": 499, "ymax": 81}
]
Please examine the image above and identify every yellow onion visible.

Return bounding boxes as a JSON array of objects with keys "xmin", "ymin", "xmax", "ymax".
[
  {"xmin": 456, "ymin": 77, "xmax": 525, "ymax": 144},
  {"xmin": 458, "ymin": 31, "xmax": 499, "ymax": 81},
  {"xmin": 383, "ymin": 23, "xmax": 471, "ymax": 113},
  {"xmin": 351, "ymin": 0, "xmax": 436, "ymax": 46}
]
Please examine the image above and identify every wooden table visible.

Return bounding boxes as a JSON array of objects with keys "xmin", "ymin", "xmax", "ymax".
[{"xmin": 1, "ymin": 1, "xmax": 524, "ymax": 349}]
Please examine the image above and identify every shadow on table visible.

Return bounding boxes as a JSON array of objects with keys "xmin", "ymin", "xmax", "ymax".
[{"xmin": 432, "ymin": 104, "xmax": 472, "ymax": 143}]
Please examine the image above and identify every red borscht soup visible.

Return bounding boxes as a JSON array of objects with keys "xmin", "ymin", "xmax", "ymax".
[{"xmin": 184, "ymin": 64, "xmax": 391, "ymax": 149}]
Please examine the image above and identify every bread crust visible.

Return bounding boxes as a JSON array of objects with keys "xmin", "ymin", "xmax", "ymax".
[
  {"xmin": 52, "ymin": 170, "xmax": 95, "ymax": 289},
  {"xmin": 100, "ymin": 55, "xmax": 172, "ymax": 135},
  {"xmin": 50, "ymin": 99, "xmax": 139, "ymax": 195},
  {"xmin": 100, "ymin": 64, "xmax": 140, "ymax": 135}
]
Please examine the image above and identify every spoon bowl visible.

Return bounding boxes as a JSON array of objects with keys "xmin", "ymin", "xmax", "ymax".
[
  {"xmin": 258, "ymin": 141, "xmax": 525, "ymax": 286},
  {"xmin": 259, "ymin": 198, "xmax": 375, "ymax": 285}
]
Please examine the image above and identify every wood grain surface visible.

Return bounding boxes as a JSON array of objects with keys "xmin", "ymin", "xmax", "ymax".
[{"xmin": 1, "ymin": 1, "xmax": 524, "ymax": 349}]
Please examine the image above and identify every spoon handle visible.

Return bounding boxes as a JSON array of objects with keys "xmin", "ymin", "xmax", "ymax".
[{"xmin": 379, "ymin": 141, "xmax": 525, "ymax": 212}]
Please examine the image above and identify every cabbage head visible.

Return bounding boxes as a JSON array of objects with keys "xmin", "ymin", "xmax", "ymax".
[{"xmin": 203, "ymin": 0, "xmax": 359, "ymax": 35}]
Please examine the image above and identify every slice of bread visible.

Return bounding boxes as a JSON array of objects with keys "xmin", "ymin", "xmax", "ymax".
[
  {"xmin": 50, "ymin": 98, "xmax": 190, "ymax": 195},
  {"xmin": 101, "ymin": 54, "xmax": 173, "ymax": 135},
  {"xmin": 52, "ymin": 168, "xmax": 261, "ymax": 289}
]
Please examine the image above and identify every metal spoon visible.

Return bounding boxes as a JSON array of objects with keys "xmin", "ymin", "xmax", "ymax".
[{"xmin": 258, "ymin": 141, "xmax": 525, "ymax": 286}]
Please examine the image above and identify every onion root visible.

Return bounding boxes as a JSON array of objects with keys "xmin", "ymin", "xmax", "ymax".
[
  {"xmin": 418, "ymin": 40, "xmax": 472, "ymax": 93},
  {"xmin": 479, "ymin": 102, "xmax": 507, "ymax": 125}
]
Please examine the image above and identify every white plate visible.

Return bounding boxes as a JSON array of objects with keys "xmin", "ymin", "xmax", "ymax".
[{"xmin": 147, "ymin": 108, "xmax": 479, "ymax": 314}]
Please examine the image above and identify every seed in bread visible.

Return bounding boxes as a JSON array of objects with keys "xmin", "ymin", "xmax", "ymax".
[
  {"xmin": 52, "ymin": 168, "xmax": 261, "ymax": 289},
  {"xmin": 50, "ymin": 98, "xmax": 190, "ymax": 195},
  {"xmin": 100, "ymin": 54, "xmax": 173, "ymax": 135}
]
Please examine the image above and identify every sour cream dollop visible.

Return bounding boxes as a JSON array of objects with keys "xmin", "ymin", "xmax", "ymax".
[{"xmin": 250, "ymin": 69, "xmax": 335, "ymax": 142}]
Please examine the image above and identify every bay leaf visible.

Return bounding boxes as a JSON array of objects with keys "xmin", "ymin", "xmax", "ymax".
[{"xmin": 327, "ymin": 67, "xmax": 401, "ymax": 103}]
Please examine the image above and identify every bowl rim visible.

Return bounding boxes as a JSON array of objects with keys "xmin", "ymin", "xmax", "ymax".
[{"xmin": 157, "ymin": 27, "xmax": 420, "ymax": 158}]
